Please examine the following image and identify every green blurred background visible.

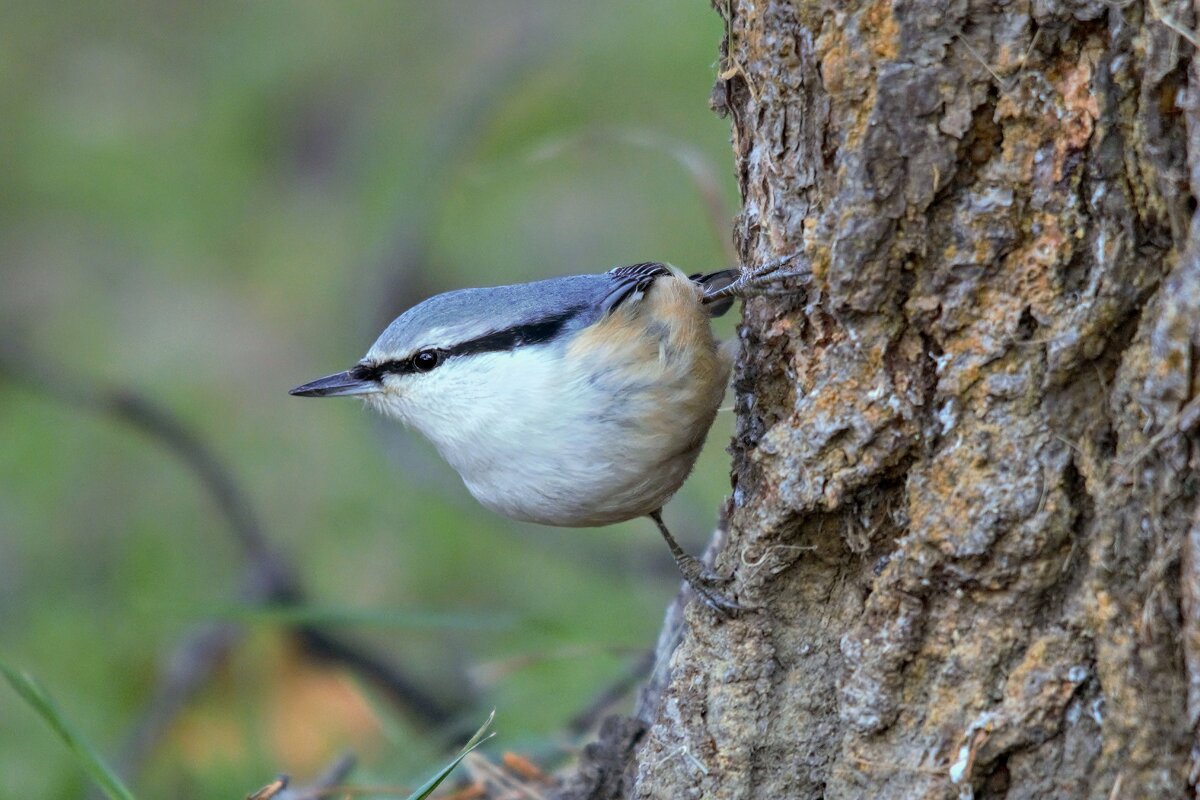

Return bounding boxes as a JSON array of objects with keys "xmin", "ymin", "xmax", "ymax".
[{"xmin": 0, "ymin": 2, "xmax": 739, "ymax": 796}]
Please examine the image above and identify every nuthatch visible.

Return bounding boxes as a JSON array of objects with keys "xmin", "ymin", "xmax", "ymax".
[{"xmin": 291, "ymin": 256, "xmax": 802, "ymax": 611}]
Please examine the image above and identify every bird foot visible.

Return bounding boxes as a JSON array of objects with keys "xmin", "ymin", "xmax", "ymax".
[
  {"xmin": 703, "ymin": 252, "xmax": 812, "ymax": 303},
  {"xmin": 680, "ymin": 563, "xmax": 746, "ymax": 616},
  {"xmin": 649, "ymin": 510, "xmax": 749, "ymax": 616}
]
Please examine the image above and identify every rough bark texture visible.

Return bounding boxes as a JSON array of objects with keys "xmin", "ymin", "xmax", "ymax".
[{"xmin": 559, "ymin": 1, "xmax": 1200, "ymax": 798}]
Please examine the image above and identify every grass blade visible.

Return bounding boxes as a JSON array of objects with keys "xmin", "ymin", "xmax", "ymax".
[
  {"xmin": 404, "ymin": 709, "xmax": 495, "ymax": 800},
  {"xmin": 0, "ymin": 658, "xmax": 137, "ymax": 800}
]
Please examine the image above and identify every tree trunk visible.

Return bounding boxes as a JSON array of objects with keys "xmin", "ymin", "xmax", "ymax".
[{"xmin": 561, "ymin": 1, "xmax": 1199, "ymax": 798}]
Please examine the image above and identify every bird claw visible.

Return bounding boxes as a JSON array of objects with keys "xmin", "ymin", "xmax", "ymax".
[
  {"xmin": 702, "ymin": 252, "xmax": 812, "ymax": 303},
  {"xmin": 683, "ymin": 569, "xmax": 747, "ymax": 616}
]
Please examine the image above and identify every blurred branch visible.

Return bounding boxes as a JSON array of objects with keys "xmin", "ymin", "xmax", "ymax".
[
  {"xmin": 606, "ymin": 128, "xmax": 738, "ymax": 267},
  {"xmin": 0, "ymin": 342, "xmax": 275, "ymax": 562},
  {"xmin": 281, "ymin": 753, "xmax": 357, "ymax": 800},
  {"xmin": 0, "ymin": 345, "xmax": 462, "ymax": 790},
  {"xmin": 117, "ymin": 619, "xmax": 242, "ymax": 787},
  {"xmin": 296, "ymin": 626, "xmax": 452, "ymax": 727},
  {"xmin": 520, "ymin": 126, "xmax": 738, "ymax": 266},
  {"xmin": 565, "ymin": 650, "xmax": 654, "ymax": 738}
]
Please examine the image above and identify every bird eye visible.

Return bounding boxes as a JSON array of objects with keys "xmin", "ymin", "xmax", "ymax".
[{"xmin": 412, "ymin": 349, "xmax": 440, "ymax": 372}]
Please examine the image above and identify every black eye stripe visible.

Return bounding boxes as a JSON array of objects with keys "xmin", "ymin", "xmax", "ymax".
[
  {"xmin": 445, "ymin": 308, "xmax": 582, "ymax": 359},
  {"xmin": 353, "ymin": 307, "xmax": 585, "ymax": 382},
  {"xmin": 349, "ymin": 361, "xmax": 400, "ymax": 382}
]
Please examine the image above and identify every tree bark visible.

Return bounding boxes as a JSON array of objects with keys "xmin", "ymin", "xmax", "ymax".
[{"xmin": 560, "ymin": 1, "xmax": 1199, "ymax": 798}]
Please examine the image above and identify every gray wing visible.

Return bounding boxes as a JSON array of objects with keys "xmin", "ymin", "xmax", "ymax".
[
  {"xmin": 604, "ymin": 263, "xmax": 737, "ymax": 318},
  {"xmin": 602, "ymin": 262, "xmax": 673, "ymax": 313}
]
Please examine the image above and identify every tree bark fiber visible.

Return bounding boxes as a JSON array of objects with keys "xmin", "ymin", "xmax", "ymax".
[{"xmin": 562, "ymin": 1, "xmax": 1200, "ymax": 798}]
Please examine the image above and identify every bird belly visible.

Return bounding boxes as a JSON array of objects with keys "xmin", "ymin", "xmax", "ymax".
[{"xmin": 461, "ymin": 391, "xmax": 705, "ymax": 527}]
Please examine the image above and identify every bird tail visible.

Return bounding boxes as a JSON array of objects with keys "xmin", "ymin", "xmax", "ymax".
[{"xmin": 690, "ymin": 269, "xmax": 738, "ymax": 317}]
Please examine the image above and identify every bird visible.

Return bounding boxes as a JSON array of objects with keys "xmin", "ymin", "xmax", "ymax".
[{"xmin": 290, "ymin": 256, "xmax": 804, "ymax": 612}]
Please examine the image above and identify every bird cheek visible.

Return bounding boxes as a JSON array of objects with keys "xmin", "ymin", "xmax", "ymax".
[{"xmin": 362, "ymin": 389, "xmax": 399, "ymax": 415}]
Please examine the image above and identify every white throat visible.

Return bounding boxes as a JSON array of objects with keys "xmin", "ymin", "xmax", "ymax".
[{"xmin": 365, "ymin": 345, "xmax": 568, "ymax": 495}]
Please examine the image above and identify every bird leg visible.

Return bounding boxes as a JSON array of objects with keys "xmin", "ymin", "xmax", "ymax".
[
  {"xmin": 649, "ymin": 510, "xmax": 743, "ymax": 615},
  {"xmin": 702, "ymin": 251, "xmax": 812, "ymax": 304}
]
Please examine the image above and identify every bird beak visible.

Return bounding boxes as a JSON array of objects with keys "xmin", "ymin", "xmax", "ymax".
[{"xmin": 289, "ymin": 370, "xmax": 377, "ymax": 398}]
